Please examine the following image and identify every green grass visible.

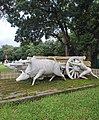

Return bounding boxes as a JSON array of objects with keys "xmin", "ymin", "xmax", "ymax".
[
  {"xmin": 0, "ymin": 86, "xmax": 99, "ymax": 120},
  {"xmin": 1, "ymin": 77, "xmax": 99, "ymax": 99},
  {"xmin": 0, "ymin": 64, "xmax": 10, "ymax": 71}
]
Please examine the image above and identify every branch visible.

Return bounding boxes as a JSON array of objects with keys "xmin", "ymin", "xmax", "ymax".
[
  {"xmin": 50, "ymin": 33, "xmax": 64, "ymax": 45},
  {"xmin": 51, "ymin": 0, "xmax": 57, "ymax": 7},
  {"xmin": 64, "ymin": 22, "xmax": 70, "ymax": 39}
]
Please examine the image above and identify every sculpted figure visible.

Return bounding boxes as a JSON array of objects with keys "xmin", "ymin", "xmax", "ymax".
[
  {"xmin": 4, "ymin": 62, "xmax": 17, "ymax": 70},
  {"xmin": 4, "ymin": 59, "xmax": 28, "ymax": 71},
  {"xmin": 69, "ymin": 58, "xmax": 98, "ymax": 79},
  {"xmin": 16, "ymin": 57, "xmax": 66, "ymax": 85}
]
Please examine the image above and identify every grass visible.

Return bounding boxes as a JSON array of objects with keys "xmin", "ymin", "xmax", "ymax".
[
  {"xmin": 0, "ymin": 86, "xmax": 99, "ymax": 120},
  {"xmin": 0, "ymin": 64, "xmax": 99, "ymax": 108},
  {"xmin": 0, "ymin": 64, "xmax": 10, "ymax": 71},
  {"xmin": 1, "ymin": 76, "xmax": 99, "ymax": 99}
]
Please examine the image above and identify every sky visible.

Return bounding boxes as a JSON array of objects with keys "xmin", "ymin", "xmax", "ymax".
[
  {"xmin": 0, "ymin": 18, "xmax": 20, "ymax": 48},
  {"xmin": 0, "ymin": 18, "xmax": 46, "ymax": 48}
]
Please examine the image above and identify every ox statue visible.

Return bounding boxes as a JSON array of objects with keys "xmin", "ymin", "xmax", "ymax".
[{"xmin": 16, "ymin": 57, "xmax": 66, "ymax": 85}]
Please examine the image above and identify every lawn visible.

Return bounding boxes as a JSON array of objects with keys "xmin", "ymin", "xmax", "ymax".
[
  {"xmin": 0, "ymin": 86, "xmax": 99, "ymax": 120},
  {"xmin": 0, "ymin": 64, "xmax": 10, "ymax": 71},
  {"xmin": 0, "ymin": 64, "xmax": 99, "ymax": 100}
]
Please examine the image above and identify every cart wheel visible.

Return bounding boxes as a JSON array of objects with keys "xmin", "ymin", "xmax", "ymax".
[{"xmin": 66, "ymin": 57, "xmax": 83, "ymax": 79}]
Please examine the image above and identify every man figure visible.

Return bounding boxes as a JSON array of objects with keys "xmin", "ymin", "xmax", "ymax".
[{"xmin": 70, "ymin": 58, "xmax": 99, "ymax": 79}]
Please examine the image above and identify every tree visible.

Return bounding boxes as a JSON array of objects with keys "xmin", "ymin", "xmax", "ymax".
[
  {"xmin": 69, "ymin": 0, "xmax": 99, "ymax": 65},
  {"xmin": 0, "ymin": 0, "xmax": 98, "ymax": 60},
  {"xmin": 0, "ymin": 0, "xmax": 72, "ymax": 55},
  {"xmin": 0, "ymin": 48, "xmax": 3, "ymax": 62},
  {"xmin": 21, "ymin": 40, "xmax": 64, "ymax": 56},
  {"xmin": 0, "ymin": 45, "xmax": 14, "ymax": 61}
]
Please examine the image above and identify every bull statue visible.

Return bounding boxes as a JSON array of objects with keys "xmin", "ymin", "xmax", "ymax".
[{"xmin": 16, "ymin": 57, "xmax": 66, "ymax": 85}]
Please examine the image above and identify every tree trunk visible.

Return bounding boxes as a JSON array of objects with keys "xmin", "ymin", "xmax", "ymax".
[
  {"xmin": 63, "ymin": 32, "xmax": 69, "ymax": 56},
  {"xmin": 57, "ymin": 21, "xmax": 70, "ymax": 56},
  {"xmin": 64, "ymin": 44, "xmax": 68, "ymax": 56},
  {"xmin": 91, "ymin": 52, "xmax": 98, "ymax": 68},
  {"xmin": 88, "ymin": 42, "xmax": 99, "ymax": 68},
  {"xmin": 91, "ymin": 45, "xmax": 99, "ymax": 68},
  {"xmin": 63, "ymin": 23, "xmax": 70, "ymax": 56}
]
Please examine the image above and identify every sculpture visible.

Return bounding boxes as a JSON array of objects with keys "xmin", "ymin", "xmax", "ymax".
[
  {"xmin": 16, "ymin": 57, "xmax": 66, "ymax": 85},
  {"xmin": 4, "ymin": 62, "xmax": 17, "ymax": 70},
  {"xmin": 4, "ymin": 56, "xmax": 98, "ymax": 85},
  {"xmin": 66, "ymin": 57, "xmax": 98, "ymax": 79},
  {"xmin": 4, "ymin": 59, "xmax": 28, "ymax": 71}
]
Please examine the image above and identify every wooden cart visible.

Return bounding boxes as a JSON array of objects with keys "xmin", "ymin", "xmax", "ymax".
[{"xmin": 32, "ymin": 56, "xmax": 91, "ymax": 79}]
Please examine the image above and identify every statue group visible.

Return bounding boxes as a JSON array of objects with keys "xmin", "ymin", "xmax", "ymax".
[{"xmin": 4, "ymin": 56, "xmax": 98, "ymax": 85}]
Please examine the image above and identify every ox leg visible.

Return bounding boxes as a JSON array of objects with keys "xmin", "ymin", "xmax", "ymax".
[
  {"xmin": 32, "ymin": 70, "xmax": 44, "ymax": 86},
  {"xmin": 54, "ymin": 72, "xmax": 66, "ymax": 81},
  {"xmin": 61, "ymin": 73, "xmax": 66, "ymax": 81},
  {"xmin": 49, "ymin": 75, "xmax": 55, "ymax": 81}
]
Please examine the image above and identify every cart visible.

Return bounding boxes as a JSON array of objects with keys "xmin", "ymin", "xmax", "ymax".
[{"xmin": 33, "ymin": 56, "xmax": 91, "ymax": 79}]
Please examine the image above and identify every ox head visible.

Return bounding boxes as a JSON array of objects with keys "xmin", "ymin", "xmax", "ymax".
[
  {"xmin": 16, "ymin": 70, "xmax": 30, "ymax": 81},
  {"xmin": 16, "ymin": 58, "xmax": 35, "ymax": 81}
]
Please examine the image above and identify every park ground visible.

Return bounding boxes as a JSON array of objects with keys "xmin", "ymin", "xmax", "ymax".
[
  {"xmin": 0, "ymin": 86, "xmax": 99, "ymax": 120},
  {"xmin": 0, "ymin": 64, "xmax": 99, "ymax": 120}
]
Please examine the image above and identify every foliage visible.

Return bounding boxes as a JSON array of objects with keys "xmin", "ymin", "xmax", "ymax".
[
  {"xmin": 69, "ymin": 0, "xmax": 99, "ymax": 61},
  {"xmin": 0, "ymin": 45, "xmax": 14, "ymax": 62},
  {"xmin": 22, "ymin": 40, "xmax": 65, "ymax": 57},
  {"xmin": 0, "ymin": 40, "xmax": 65, "ymax": 61},
  {"xmin": 0, "ymin": 48, "xmax": 3, "ymax": 62},
  {"xmin": 0, "ymin": 0, "xmax": 77, "ymax": 55},
  {"xmin": 0, "ymin": 0, "xmax": 99, "ymax": 59},
  {"xmin": 70, "ymin": 32, "xmax": 95, "ymax": 56},
  {"xmin": 0, "ymin": 86, "xmax": 99, "ymax": 120}
]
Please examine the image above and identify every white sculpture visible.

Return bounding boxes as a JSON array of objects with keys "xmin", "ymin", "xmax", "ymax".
[
  {"xmin": 66, "ymin": 57, "xmax": 98, "ymax": 79},
  {"xmin": 4, "ymin": 59, "xmax": 28, "ymax": 71},
  {"xmin": 4, "ymin": 62, "xmax": 17, "ymax": 70},
  {"xmin": 4, "ymin": 56, "xmax": 98, "ymax": 85},
  {"xmin": 16, "ymin": 57, "xmax": 66, "ymax": 85}
]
